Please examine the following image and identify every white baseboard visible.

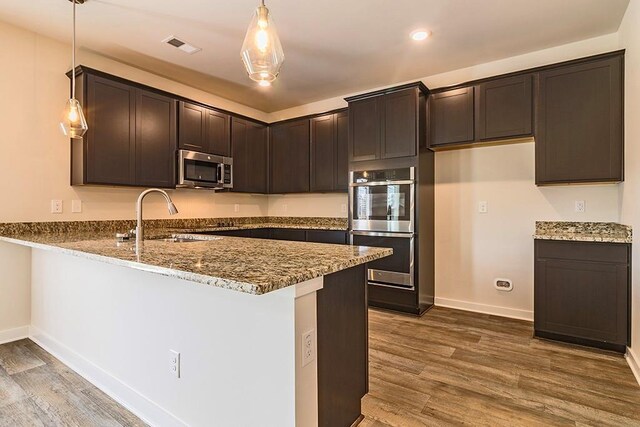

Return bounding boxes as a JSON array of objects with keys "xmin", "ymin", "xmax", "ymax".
[
  {"xmin": 0, "ymin": 325, "xmax": 30, "ymax": 345},
  {"xmin": 29, "ymin": 327, "xmax": 187, "ymax": 427},
  {"xmin": 434, "ymin": 297, "xmax": 533, "ymax": 321},
  {"xmin": 626, "ymin": 347, "xmax": 640, "ymax": 386}
]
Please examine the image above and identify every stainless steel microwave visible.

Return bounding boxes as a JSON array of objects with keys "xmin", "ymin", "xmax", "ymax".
[{"xmin": 177, "ymin": 150, "xmax": 233, "ymax": 190}]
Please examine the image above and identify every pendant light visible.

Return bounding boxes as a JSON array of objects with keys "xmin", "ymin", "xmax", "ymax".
[
  {"xmin": 240, "ymin": 0, "xmax": 284, "ymax": 87},
  {"xmin": 60, "ymin": 0, "xmax": 88, "ymax": 139}
]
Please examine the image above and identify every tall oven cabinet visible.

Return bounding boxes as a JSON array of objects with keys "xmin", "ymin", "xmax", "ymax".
[{"xmin": 346, "ymin": 82, "xmax": 434, "ymax": 315}]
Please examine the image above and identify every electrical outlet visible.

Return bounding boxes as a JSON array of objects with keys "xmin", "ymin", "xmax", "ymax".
[
  {"xmin": 169, "ymin": 350, "xmax": 180, "ymax": 378},
  {"xmin": 478, "ymin": 201, "xmax": 488, "ymax": 214},
  {"xmin": 494, "ymin": 278, "xmax": 513, "ymax": 292},
  {"xmin": 301, "ymin": 329, "xmax": 315, "ymax": 367},
  {"xmin": 575, "ymin": 200, "xmax": 586, "ymax": 213},
  {"xmin": 341, "ymin": 204, "xmax": 347, "ymax": 214},
  {"xmin": 71, "ymin": 200, "xmax": 82, "ymax": 213},
  {"xmin": 51, "ymin": 200, "xmax": 63, "ymax": 214},
  {"xmin": 283, "ymin": 204, "xmax": 288, "ymax": 212},
  {"xmin": 234, "ymin": 204, "xmax": 240, "ymax": 213}
]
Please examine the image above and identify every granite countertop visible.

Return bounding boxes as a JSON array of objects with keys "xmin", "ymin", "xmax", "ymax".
[
  {"xmin": 0, "ymin": 221, "xmax": 390, "ymax": 295},
  {"xmin": 533, "ymin": 221, "xmax": 632, "ymax": 244}
]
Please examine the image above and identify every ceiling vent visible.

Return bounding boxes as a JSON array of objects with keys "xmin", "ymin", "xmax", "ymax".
[{"xmin": 162, "ymin": 36, "xmax": 201, "ymax": 54}]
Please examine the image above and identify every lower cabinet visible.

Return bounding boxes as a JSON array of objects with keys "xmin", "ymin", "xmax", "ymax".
[
  {"xmin": 534, "ymin": 240, "xmax": 630, "ymax": 353},
  {"xmin": 202, "ymin": 228, "xmax": 348, "ymax": 244}
]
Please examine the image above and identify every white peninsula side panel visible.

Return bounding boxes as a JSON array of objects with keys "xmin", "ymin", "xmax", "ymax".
[{"xmin": 29, "ymin": 248, "xmax": 318, "ymax": 427}]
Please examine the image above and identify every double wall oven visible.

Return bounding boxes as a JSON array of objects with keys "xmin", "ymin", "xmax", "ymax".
[{"xmin": 349, "ymin": 167, "xmax": 415, "ymax": 290}]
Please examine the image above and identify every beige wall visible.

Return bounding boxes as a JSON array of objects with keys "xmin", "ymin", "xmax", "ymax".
[
  {"xmin": 269, "ymin": 33, "xmax": 624, "ymax": 318},
  {"xmin": 0, "ymin": 20, "xmax": 269, "ymax": 223},
  {"xmin": 618, "ymin": 0, "xmax": 640, "ymax": 365}
]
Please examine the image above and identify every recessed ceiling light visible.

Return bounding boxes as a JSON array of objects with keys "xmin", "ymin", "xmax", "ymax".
[{"xmin": 410, "ymin": 30, "xmax": 431, "ymax": 41}]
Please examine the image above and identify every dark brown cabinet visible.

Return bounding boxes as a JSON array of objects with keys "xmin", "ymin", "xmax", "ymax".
[
  {"xmin": 348, "ymin": 96, "xmax": 381, "ymax": 162},
  {"xmin": 135, "ymin": 90, "xmax": 177, "ymax": 188},
  {"xmin": 231, "ymin": 117, "xmax": 268, "ymax": 193},
  {"xmin": 477, "ymin": 74, "xmax": 533, "ymax": 141},
  {"xmin": 310, "ymin": 110, "xmax": 349, "ymax": 192},
  {"xmin": 382, "ymin": 88, "xmax": 418, "ymax": 158},
  {"xmin": 347, "ymin": 84, "xmax": 426, "ymax": 162},
  {"xmin": 335, "ymin": 111, "xmax": 349, "ymax": 191},
  {"xmin": 534, "ymin": 240, "xmax": 630, "ymax": 353},
  {"xmin": 429, "ymin": 86, "xmax": 475, "ymax": 148},
  {"xmin": 72, "ymin": 70, "xmax": 177, "ymax": 188},
  {"xmin": 270, "ymin": 119, "xmax": 310, "ymax": 193},
  {"xmin": 178, "ymin": 101, "xmax": 230, "ymax": 156},
  {"xmin": 535, "ymin": 54, "xmax": 623, "ymax": 185}
]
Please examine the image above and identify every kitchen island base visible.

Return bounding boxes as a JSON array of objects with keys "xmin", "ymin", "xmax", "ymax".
[{"xmin": 26, "ymin": 247, "xmax": 368, "ymax": 427}]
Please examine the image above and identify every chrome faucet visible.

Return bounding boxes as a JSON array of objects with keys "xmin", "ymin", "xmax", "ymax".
[{"xmin": 136, "ymin": 188, "xmax": 179, "ymax": 248}]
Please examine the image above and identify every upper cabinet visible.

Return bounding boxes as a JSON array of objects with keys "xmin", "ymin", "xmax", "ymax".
[
  {"xmin": 178, "ymin": 101, "xmax": 230, "ymax": 156},
  {"xmin": 270, "ymin": 119, "xmax": 310, "ymax": 193},
  {"xmin": 429, "ymin": 75, "xmax": 533, "ymax": 149},
  {"xmin": 535, "ymin": 53, "xmax": 623, "ymax": 185},
  {"xmin": 347, "ymin": 83, "xmax": 428, "ymax": 163},
  {"xmin": 310, "ymin": 110, "xmax": 349, "ymax": 192},
  {"xmin": 429, "ymin": 87, "xmax": 475, "ymax": 147},
  {"xmin": 231, "ymin": 117, "xmax": 268, "ymax": 193},
  {"xmin": 71, "ymin": 69, "xmax": 177, "ymax": 188},
  {"xmin": 476, "ymin": 74, "xmax": 533, "ymax": 141}
]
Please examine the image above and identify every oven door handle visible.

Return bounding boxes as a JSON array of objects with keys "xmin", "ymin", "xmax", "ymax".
[
  {"xmin": 350, "ymin": 231, "xmax": 414, "ymax": 238},
  {"xmin": 349, "ymin": 180, "xmax": 414, "ymax": 187}
]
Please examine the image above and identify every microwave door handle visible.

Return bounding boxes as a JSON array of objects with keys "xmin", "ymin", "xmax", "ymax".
[{"xmin": 216, "ymin": 163, "xmax": 223, "ymax": 184}]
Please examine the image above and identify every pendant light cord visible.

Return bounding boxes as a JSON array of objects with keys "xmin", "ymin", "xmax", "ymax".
[{"xmin": 71, "ymin": 0, "xmax": 76, "ymax": 99}]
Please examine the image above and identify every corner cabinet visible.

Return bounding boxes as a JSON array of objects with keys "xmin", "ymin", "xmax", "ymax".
[
  {"xmin": 535, "ymin": 53, "xmax": 624, "ymax": 184},
  {"xmin": 534, "ymin": 239, "xmax": 630, "ymax": 353},
  {"xmin": 347, "ymin": 83, "xmax": 428, "ymax": 163},
  {"xmin": 71, "ymin": 69, "xmax": 177, "ymax": 188},
  {"xmin": 270, "ymin": 119, "xmax": 310, "ymax": 193},
  {"xmin": 231, "ymin": 117, "xmax": 268, "ymax": 193}
]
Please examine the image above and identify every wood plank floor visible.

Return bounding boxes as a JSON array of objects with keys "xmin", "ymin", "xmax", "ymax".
[
  {"xmin": 361, "ymin": 307, "xmax": 640, "ymax": 427},
  {"xmin": 0, "ymin": 339, "xmax": 146, "ymax": 427},
  {"xmin": 1, "ymin": 307, "xmax": 639, "ymax": 426}
]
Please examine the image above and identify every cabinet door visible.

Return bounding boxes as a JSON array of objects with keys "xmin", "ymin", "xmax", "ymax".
[
  {"xmin": 310, "ymin": 114, "xmax": 336, "ymax": 192},
  {"xmin": 429, "ymin": 87, "xmax": 475, "ymax": 148},
  {"xmin": 335, "ymin": 111, "xmax": 349, "ymax": 191},
  {"xmin": 178, "ymin": 101, "xmax": 207, "ymax": 152},
  {"xmin": 249, "ymin": 228, "xmax": 272, "ymax": 239},
  {"xmin": 206, "ymin": 109, "xmax": 230, "ymax": 156},
  {"xmin": 349, "ymin": 97, "xmax": 381, "ymax": 162},
  {"xmin": 85, "ymin": 74, "xmax": 136, "ymax": 185},
  {"xmin": 383, "ymin": 88, "xmax": 417, "ymax": 159},
  {"xmin": 135, "ymin": 90, "xmax": 177, "ymax": 188},
  {"xmin": 231, "ymin": 118, "xmax": 268, "ymax": 193},
  {"xmin": 306, "ymin": 230, "xmax": 347, "ymax": 244},
  {"xmin": 270, "ymin": 228, "xmax": 307, "ymax": 241},
  {"xmin": 535, "ymin": 258, "xmax": 628, "ymax": 345},
  {"xmin": 477, "ymin": 74, "xmax": 533, "ymax": 141},
  {"xmin": 270, "ymin": 119, "xmax": 310, "ymax": 193},
  {"xmin": 536, "ymin": 55, "xmax": 623, "ymax": 184}
]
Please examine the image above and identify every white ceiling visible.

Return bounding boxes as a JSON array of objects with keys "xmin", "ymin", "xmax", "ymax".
[{"xmin": 0, "ymin": 0, "xmax": 629, "ymax": 112}]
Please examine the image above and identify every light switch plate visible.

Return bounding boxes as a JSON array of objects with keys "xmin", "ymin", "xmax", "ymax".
[
  {"xmin": 234, "ymin": 204, "xmax": 240, "ymax": 213},
  {"xmin": 575, "ymin": 200, "xmax": 585, "ymax": 213}
]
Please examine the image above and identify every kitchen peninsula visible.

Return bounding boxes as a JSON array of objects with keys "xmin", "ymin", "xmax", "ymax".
[{"xmin": 0, "ymin": 219, "xmax": 391, "ymax": 427}]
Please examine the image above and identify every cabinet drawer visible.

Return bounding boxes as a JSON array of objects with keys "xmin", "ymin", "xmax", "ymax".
[{"xmin": 535, "ymin": 240, "xmax": 629, "ymax": 264}]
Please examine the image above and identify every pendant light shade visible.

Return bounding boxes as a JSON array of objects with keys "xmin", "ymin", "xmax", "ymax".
[
  {"xmin": 240, "ymin": 0, "xmax": 284, "ymax": 86},
  {"xmin": 60, "ymin": 98, "xmax": 88, "ymax": 138},
  {"xmin": 60, "ymin": 0, "xmax": 88, "ymax": 139}
]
